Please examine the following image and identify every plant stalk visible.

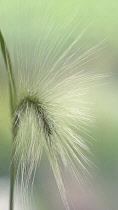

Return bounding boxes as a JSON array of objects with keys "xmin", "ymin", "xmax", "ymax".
[
  {"xmin": 0, "ymin": 30, "xmax": 16, "ymax": 210},
  {"xmin": 9, "ymin": 124, "xmax": 18, "ymax": 210},
  {"xmin": 9, "ymin": 135, "xmax": 15, "ymax": 210}
]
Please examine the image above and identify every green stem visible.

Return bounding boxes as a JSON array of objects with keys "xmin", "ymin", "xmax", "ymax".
[
  {"xmin": 0, "ymin": 30, "xmax": 16, "ymax": 210},
  {"xmin": 9, "ymin": 125, "xmax": 18, "ymax": 210},
  {"xmin": 9, "ymin": 138, "xmax": 15, "ymax": 210}
]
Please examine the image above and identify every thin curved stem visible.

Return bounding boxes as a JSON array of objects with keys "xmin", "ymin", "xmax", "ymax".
[{"xmin": 0, "ymin": 30, "xmax": 16, "ymax": 210}]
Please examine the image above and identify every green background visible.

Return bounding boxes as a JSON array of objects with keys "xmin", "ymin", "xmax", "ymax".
[{"xmin": 0, "ymin": 0, "xmax": 118, "ymax": 209}]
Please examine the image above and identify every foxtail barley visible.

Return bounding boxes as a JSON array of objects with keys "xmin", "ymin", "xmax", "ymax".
[{"xmin": 0, "ymin": 6, "xmax": 105, "ymax": 209}]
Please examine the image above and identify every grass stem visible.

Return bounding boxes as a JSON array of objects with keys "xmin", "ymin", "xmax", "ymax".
[{"xmin": 0, "ymin": 30, "xmax": 16, "ymax": 210}]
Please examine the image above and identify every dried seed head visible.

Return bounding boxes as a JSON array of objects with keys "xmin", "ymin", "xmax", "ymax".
[{"xmin": 0, "ymin": 8, "xmax": 105, "ymax": 209}]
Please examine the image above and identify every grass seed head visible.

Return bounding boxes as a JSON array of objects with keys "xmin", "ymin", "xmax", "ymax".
[{"xmin": 0, "ymin": 7, "xmax": 105, "ymax": 209}]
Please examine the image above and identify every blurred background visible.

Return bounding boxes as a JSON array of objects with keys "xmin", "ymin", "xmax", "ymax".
[{"xmin": 0, "ymin": 0, "xmax": 118, "ymax": 209}]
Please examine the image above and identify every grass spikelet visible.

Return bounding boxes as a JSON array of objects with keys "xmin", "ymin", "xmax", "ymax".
[{"xmin": 0, "ymin": 5, "xmax": 105, "ymax": 209}]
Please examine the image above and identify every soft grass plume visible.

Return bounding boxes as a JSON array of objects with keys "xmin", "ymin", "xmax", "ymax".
[{"xmin": 0, "ymin": 9, "xmax": 104, "ymax": 209}]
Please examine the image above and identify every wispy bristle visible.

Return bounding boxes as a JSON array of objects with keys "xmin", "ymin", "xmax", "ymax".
[{"xmin": 0, "ymin": 3, "xmax": 106, "ymax": 209}]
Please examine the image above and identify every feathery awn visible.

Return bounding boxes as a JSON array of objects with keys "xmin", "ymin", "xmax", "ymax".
[{"xmin": 0, "ymin": 12, "xmax": 104, "ymax": 210}]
